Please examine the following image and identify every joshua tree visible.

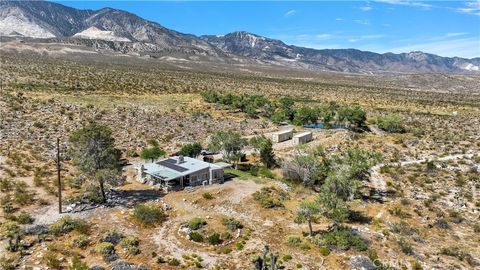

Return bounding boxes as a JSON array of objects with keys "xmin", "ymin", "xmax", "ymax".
[
  {"xmin": 253, "ymin": 245, "xmax": 280, "ymax": 270},
  {"xmin": 296, "ymin": 200, "xmax": 321, "ymax": 237}
]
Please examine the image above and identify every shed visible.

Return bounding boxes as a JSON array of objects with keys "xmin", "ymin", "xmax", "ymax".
[
  {"xmin": 272, "ymin": 129, "xmax": 293, "ymax": 143},
  {"xmin": 293, "ymin": 132, "xmax": 313, "ymax": 145}
]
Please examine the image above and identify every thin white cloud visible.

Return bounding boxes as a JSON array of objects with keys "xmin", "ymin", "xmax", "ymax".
[
  {"xmin": 354, "ymin": 19, "xmax": 370, "ymax": 25},
  {"xmin": 284, "ymin": 10, "xmax": 298, "ymax": 17},
  {"xmin": 375, "ymin": 0, "xmax": 433, "ymax": 9},
  {"xmin": 315, "ymin": 34, "xmax": 335, "ymax": 40},
  {"xmin": 457, "ymin": 1, "xmax": 480, "ymax": 16},
  {"xmin": 335, "ymin": 18, "xmax": 344, "ymax": 21},
  {"xmin": 445, "ymin": 32, "xmax": 468, "ymax": 37},
  {"xmin": 359, "ymin": 6, "xmax": 373, "ymax": 11}
]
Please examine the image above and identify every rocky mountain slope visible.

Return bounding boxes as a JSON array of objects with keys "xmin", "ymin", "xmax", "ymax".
[{"xmin": 1, "ymin": 0, "xmax": 479, "ymax": 74}]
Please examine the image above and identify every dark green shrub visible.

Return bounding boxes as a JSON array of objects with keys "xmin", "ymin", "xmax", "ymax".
[
  {"xmin": 207, "ymin": 232, "xmax": 221, "ymax": 245},
  {"xmin": 316, "ymin": 228, "xmax": 368, "ymax": 251},
  {"xmin": 72, "ymin": 235, "xmax": 90, "ymax": 249},
  {"xmin": 398, "ymin": 239, "xmax": 413, "ymax": 255},
  {"xmin": 222, "ymin": 218, "xmax": 243, "ymax": 230},
  {"xmin": 120, "ymin": 236, "xmax": 141, "ymax": 255},
  {"xmin": 252, "ymin": 186, "xmax": 289, "ymax": 208},
  {"xmin": 188, "ymin": 217, "xmax": 207, "ymax": 230},
  {"xmin": 189, "ymin": 231, "xmax": 204, "ymax": 242},
  {"xmin": 377, "ymin": 114, "xmax": 405, "ymax": 133},
  {"xmin": 282, "ymin": 254, "xmax": 293, "ymax": 261},
  {"xmin": 100, "ymin": 229, "xmax": 124, "ymax": 245},
  {"xmin": 16, "ymin": 211, "xmax": 34, "ymax": 224},
  {"xmin": 202, "ymin": 192, "xmax": 214, "ymax": 200}
]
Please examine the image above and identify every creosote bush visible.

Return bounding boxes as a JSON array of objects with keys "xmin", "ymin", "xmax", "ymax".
[
  {"xmin": 132, "ymin": 203, "xmax": 166, "ymax": 227},
  {"xmin": 188, "ymin": 217, "xmax": 207, "ymax": 230},
  {"xmin": 49, "ymin": 215, "xmax": 89, "ymax": 236}
]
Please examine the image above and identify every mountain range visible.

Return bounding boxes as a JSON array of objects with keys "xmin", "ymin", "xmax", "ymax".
[{"xmin": 1, "ymin": 0, "xmax": 479, "ymax": 74}]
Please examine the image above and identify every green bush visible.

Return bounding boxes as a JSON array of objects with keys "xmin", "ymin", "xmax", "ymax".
[
  {"xmin": 16, "ymin": 211, "xmax": 34, "ymax": 224},
  {"xmin": 0, "ymin": 221, "xmax": 20, "ymax": 238},
  {"xmin": 120, "ymin": 236, "xmax": 141, "ymax": 255},
  {"xmin": 189, "ymin": 231, "xmax": 204, "ymax": 242},
  {"xmin": 167, "ymin": 258, "xmax": 180, "ymax": 266},
  {"xmin": 72, "ymin": 235, "xmax": 90, "ymax": 249},
  {"xmin": 282, "ymin": 254, "xmax": 293, "ymax": 261},
  {"xmin": 315, "ymin": 228, "xmax": 368, "ymax": 251},
  {"xmin": 207, "ymin": 232, "xmax": 221, "ymax": 245},
  {"xmin": 100, "ymin": 229, "xmax": 124, "ymax": 245},
  {"xmin": 68, "ymin": 256, "xmax": 88, "ymax": 270},
  {"xmin": 259, "ymin": 168, "xmax": 275, "ymax": 179},
  {"xmin": 235, "ymin": 242, "xmax": 244, "ymax": 250},
  {"xmin": 285, "ymin": 235, "xmax": 302, "ymax": 247},
  {"xmin": 222, "ymin": 218, "xmax": 243, "ymax": 230},
  {"xmin": 96, "ymin": 242, "xmax": 115, "ymax": 256},
  {"xmin": 439, "ymin": 247, "xmax": 475, "ymax": 266},
  {"xmin": 202, "ymin": 192, "xmax": 214, "ymax": 200},
  {"xmin": 252, "ymin": 186, "xmax": 289, "ymax": 208},
  {"xmin": 377, "ymin": 114, "xmax": 405, "ymax": 133},
  {"xmin": 188, "ymin": 217, "xmax": 207, "ymax": 230},
  {"xmin": 319, "ymin": 246, "xmax": 330, "ymax": 256},
  {"xmin": 132, "ymin": 204, "xmax": 166, "ymax": 227},
  {"xmin": 398, "ymin": 239, "xmax": 413, "ymax": 255},
  {"xmin": 45, "ymin": 252, "xmax": 61, "ymax": 269},
  {"xmin": 49, "ymin": 215, "xmax": 89, "ymax": 236}
]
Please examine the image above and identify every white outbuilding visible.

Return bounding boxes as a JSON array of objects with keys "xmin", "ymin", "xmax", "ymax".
[
  {"xmin": 293, "ymin": 132, "xmax": 313, "ymax": 145},
  {"xmin": 272, "ymin": 129, "xmax": 293, "ymax": 143}
]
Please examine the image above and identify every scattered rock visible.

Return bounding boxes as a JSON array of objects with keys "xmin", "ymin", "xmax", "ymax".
[
  {"xmin": 110, "ymin": 260, "xmax": 149, "ymax": 270},
  {"xmin": 349, "ymin": 255, "xmax": 376, "ymax": 270},
  {"xmin": 89, "ymin": 266, "xmax": 105, "ymax": 270}
]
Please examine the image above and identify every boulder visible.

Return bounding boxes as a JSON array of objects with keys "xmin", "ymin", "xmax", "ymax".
[
  {"xmin": 110, "ymin": 260, "xmax": 149, "ymax": 270},
  {"xmin": 349, "ymin": 255, "xmax": 376, "ymax": 270}
]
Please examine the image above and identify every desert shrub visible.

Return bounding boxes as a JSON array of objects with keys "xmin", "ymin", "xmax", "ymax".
[
  {"xmin": 473, "ymin": 223, "xmax": 480, "ymax": 233},
  {"xmin": 282, "ymin": 254, "xmax": 293, "ymax": 261},
  {"xmin": 44, "ymin": 252, "xmax": 61, "ymax": 269},
  {"xmin": 0, "ymin": 256, "xmax": 16, "ymax": 270},
  {"xmin": 189, "ymin": 231, "xmax": 204, "ymax": 242},
  {"xmin": 410, "ymin": 260, "xmax": 423, "ymax": 270},
  {"xmin": 120, "ymin": 236, "xmax": 141, "ymax": 255},
  {"xmin": 16, "ymin": 211, "xmax": 34, "ymax": 224},
  {"xmin": 285, "ymin": 235, "xmax": 302, "ymax": 247},
  {"xmin": 377, "ymin": 114, "xmax": 405, "ymax": 133},
  {"xmin": 68, "ymin": 256, "xmax": 88, "ymax": 270},
  {"xmin": 100, "ymin": 229, "xmax": 124, "ymax": 245},
  {"xmin": 249, "ymin": 166, "xmax": 259, "ymax": 176},
  {"xmin": 390, "ymin": 222, "xmax": 418, "ymax": 235},
  {"xmin": 252, "ymin": 186, "xmax": 289, "ymax": 208},
  {"xmin": 0, "ymin": 221, "xmax": 20, "ymax": 238},
  {"xmin": 202, "ymin": 192, "xmax": 214, "ymax": 200},
  {"xmin": 222, "ymin": 218, "xmax": 243, "ymax": 230},
  {"xmin": 72, "ymin": 235, "xmax": 90, "ymax": 249},
  {"xmin": 439, "ymin": 247, "xmax": 475, "ymax": 266},
  {"xmin": 132, "ymin": 203, "xmax": 166, "ymax": 227},
  {"xmin": 167, "ymin": 258, "xmax": 180, "ymax": 266},
  {"xmin": 188, "ymin": 217, "xmax": 207, "ymax": 230},
  {"xmin": 49, "ymin": 215, "xmax": 89, "ymax": 236},
  {"xmin": 319, "ymin": 246, "xmax": 330, "ymax": 256},
  {"xmin": 434, "ymin": 218, "xmax": 451, "ymax": 230},
  {"xmin": 207, "ymin": 232, "xmax": 221, "ymax": 245},
  {"xmin": 314, "ymin": 228, "xmax": 368, "ymax": 251},
  {"xmin": 398, "ymin": 239, "xmax": 414, "ymax": 255},
  {"xmin": 221, "ymin": 231, "xmax": 232, "ymax": 240},
  {"xmin": 235, "ymin": 242, "xmax": 244, "ymax": 250},
  {"xmin": 96, "ymin": 242, "xmax": 115, "ymax": 256}
]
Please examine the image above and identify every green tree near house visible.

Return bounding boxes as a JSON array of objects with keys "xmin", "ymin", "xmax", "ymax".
[
  {"xmin": 179, "ymin": 142, "xmax": 202, "ymax": 158},
  {"xmin": 68, "ymin": 123, "xmax": 122, "ymax": 202},
  {"xmin": 250, "ymin": 136, "xmax": 277, "ymax": 168},
  {"xmin": 296, "ymin": 199, "xmax": 321, "ymax": 237},
  {"xmin": 209, "ymin": 131, "xmax": 247, "ymax": 167},
  {"xmin": 293, "ymin": 106, "xmax": 318, "ymax": 126},
  {"xmin": 140, "ymin": 139, "xmax": 165, "ymax": 162}
]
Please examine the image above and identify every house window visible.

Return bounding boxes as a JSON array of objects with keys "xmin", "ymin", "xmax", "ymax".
[{"xmin": 191, "ymin": 175, "xmax": 197, "ymax": 182}]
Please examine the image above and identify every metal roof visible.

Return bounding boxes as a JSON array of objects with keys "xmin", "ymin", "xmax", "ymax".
[{"xmin": 143, "ymin": 156, "xmax": 222, "ymax": 181}]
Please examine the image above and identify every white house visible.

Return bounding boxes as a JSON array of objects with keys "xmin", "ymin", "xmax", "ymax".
[{"xmin": 137, "ymin": 156, "xmax": 228, "ymax": 192}]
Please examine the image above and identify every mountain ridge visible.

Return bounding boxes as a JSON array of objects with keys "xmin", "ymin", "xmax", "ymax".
[{"xmin": 1, "ymin": 0, "xmax": 479, "ymax": 74}]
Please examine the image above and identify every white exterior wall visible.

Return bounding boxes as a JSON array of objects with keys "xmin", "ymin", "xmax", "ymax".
[
  {"xmin": 272, "ymin": 130, "xmax": 293, "ymax": 143},
  {"xmin": 293, "ymin": 132, "xmax": 313, "ymax": 145}
]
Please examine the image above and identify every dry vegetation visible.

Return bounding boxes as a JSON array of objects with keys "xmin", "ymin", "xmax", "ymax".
[{"xmin": 0, "ymin": 49, "xmax": 479, "ymax": 270}]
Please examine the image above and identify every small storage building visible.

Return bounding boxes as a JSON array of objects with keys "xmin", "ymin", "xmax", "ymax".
[
  {"xmin": 272, "ymin": 129, "xmax": 293, "ymax": 143},
  {"xmin": 293, "ymin": 132, "xmax": 313, "ymax": 145}
]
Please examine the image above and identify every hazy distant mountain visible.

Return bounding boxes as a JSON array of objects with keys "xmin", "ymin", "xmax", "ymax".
[{"xmin": 1, "ymin": 0, "xmax": 479, "ymax": 74}]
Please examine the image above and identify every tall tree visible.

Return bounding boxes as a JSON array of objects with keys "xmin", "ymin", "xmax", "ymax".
[
  {"xmin": 209, "ymin": 131, "xmax": 247, "ymax": 167},
  {"xmin": 68, "ymin": 123, "xmax": 122, "ymax": 202},
  {"xmin": 250, "ymin": 136, "xmax": 276, "ymax": 168},
  {"xmin": 179, "ymin": 142, "xmax": 202, "ymax": 158},
  {"xmin": 140, "ymin": 139, "xmax": 165, "ymax": 162}
]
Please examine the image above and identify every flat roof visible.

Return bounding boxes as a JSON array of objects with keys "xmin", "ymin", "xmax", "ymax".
[
  {"xmin": 143, "ymin": 156, "xmax": 221, "ymax": 181},
  {"xmin": 293, "ymin": 131, "xmax": 312, "ymax": 137},
  {"xmin": 273, "ymin": 129, "xmax": 293, "ymax": 135}
]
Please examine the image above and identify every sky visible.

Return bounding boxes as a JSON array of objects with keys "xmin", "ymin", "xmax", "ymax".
[{"xmin": 55, "ymin": 1, "xmax": 480, "ymax": 58}]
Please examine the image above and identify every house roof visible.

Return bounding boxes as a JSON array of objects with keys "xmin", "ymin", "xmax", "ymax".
[{"xmin": 143, "ymin": 156, "xmax": 221, "ymax": 181}]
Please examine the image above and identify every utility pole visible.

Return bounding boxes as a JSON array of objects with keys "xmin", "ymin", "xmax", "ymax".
[{"xmin": 57, "ymin": 138, "xmax": 62, "ymax": 213}]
